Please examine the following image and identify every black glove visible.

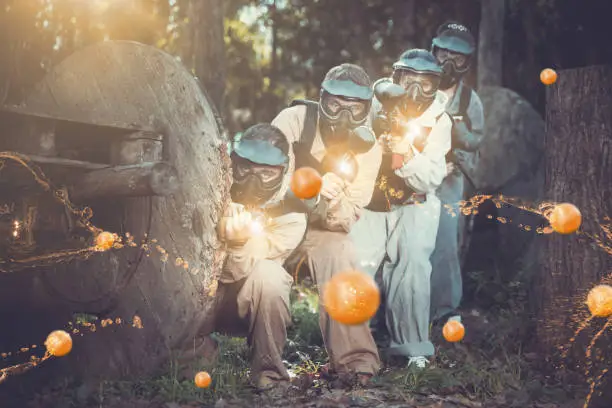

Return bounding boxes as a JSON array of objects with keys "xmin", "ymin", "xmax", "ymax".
[{"xmin": 445, "ymin": 148, "xmax": 461, "ymax": 164}]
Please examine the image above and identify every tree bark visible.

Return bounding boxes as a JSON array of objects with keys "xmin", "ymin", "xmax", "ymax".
[
  {"xmin": 187, "ymin": 0, "xmax": 226, "ymax": 111},
  {"xmin": 0, "ymin": 41, "xmax": 231, "ymax": 380},
  {"xmin": 0, "ymin": 0, "xmax": 12, "ymax": 105},
  {"xmin": 535, "ymin": 65, "xmax": 612, "ymax": 353},
  {"xmin": 270, "ymin": 0, "xmax": 278, "ymax": 91},
  {"xmin": 396, "ymin": 0, "xmax": 416, "ymax": 48},
  {"xmin": 477, "ymin": 0, "xmax": 505, "ymax": 89},
  {"xmin": 69, "ymin": 162, "xmax": 179, "ymax": 200}
]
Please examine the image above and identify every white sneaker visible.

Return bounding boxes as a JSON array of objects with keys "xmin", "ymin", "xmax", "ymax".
[{"xmin": 408, "ymin": 356, "xmax": 429, "ymax": 369}]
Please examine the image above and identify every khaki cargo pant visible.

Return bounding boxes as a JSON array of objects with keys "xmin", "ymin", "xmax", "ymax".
[
  {"xmin": 213, "ymin": 259, "xmax": 293, "ymax": 388},
  {"xmin": 286, "ymin": 229, "xmax": 381, "ymax": 376}
]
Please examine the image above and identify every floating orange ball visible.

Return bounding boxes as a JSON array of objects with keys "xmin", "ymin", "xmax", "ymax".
[
  {"xmin": 291, "ymin": 167, "xmax": 322, "ymax": 200},
  {"xmin": 322, "ymin": 270, "xmax": 380, "ymax": 326},
  {"xmin": 549, "ymin": 203, "xmax": 582, "ymax": 234},
  {"xmin": 45, "ymin": 330, "xmax": 73, "ymax": 357},
  {"xmin": 95, "ymin": 231, "xmax": 116, "ymax": 251},
  {"xmin": 586, "ymin": 284, "xmax": 612, "ymax": 318},
  {"xmin": 443, "ymin": 320, "xmax": 465, "ymax": 343},
  {"xmin": 194, "ymin": 371, "xmax": 212, "ymax": 388},
  {"xmin": 540, "ymin": 68, "xmax": 558, "ymax": 85}
]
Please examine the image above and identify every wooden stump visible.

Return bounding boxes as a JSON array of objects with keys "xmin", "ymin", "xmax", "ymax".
[
  {"xmin": 535, "ymin": 65, "xmax": 612, "ymax": 354},
  {"xmin": 0, "ymin": 41, "xmax": 231, "ymax": 379}
]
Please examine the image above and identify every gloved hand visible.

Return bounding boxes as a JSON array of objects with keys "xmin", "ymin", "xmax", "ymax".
[
  {"xmin": 445, "ymin": 149, "xmax": 459, "ymax": 164},
  {"xmin": 388, "ymin": 134, "xmax": 415, "ymax": 156},
  {"xmin": 217, "ymin": 203, "xmax": 253, "ymax": 246},
  {"xmin": 320, "ymin": 172, "xmax": 346, "ymax": 201}
]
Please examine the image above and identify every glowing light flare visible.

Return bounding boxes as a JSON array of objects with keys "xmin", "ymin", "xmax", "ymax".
[
  {"xmin": 12, "ymin": 219, "xmax": 21, "ymax": 238},
  {"xmin": 337, "ymin": 159, "xmax": 353, "ymax": 177},
  {"xmin": 403, "ymin": 120, "xmax": 423, "ymax": 144},
  {"xmin": 89, "ymin": 0, "xmax": 112, "ymax": 14},
  {"xmin": 249, "ymin": 216, "xmax": 265, "ymax": 236},
  {"xmin": 243, "ymin": 208, "xmax": 267, "ymax": 237},
  {"xmin": 334, "ymin": 154, "xmax": 358, "ymax": 182}
]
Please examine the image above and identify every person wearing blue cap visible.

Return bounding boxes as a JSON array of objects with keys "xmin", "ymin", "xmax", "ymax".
[
  {"xmin": 213, "ymin": 123, "xmax": 309, "ymax": 393},
  {"xmin": 350, "ymin": 49, "xmax": 452, "ymax": 369},
  {"xmin": 273, "ymin": 64, "xmax": 383, "ymax": 387},
  {"xmin": 429, "ymin": 22, "xmax": 485, "ymax": 328}
]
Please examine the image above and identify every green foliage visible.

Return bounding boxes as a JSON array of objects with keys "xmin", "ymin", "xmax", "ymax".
[
  {"xmin": 91, "ymin": 336, "xmax": 252, "ymax": 405},
  {"xmin": 224, "ymin": 17, "xmax": 268, "ymax": 114},
  {"xmin": 2, "ymin": 0, "xmax": 170, "ymax": 101},
  {"xmin": 25, "ymin": 287, "xmax": 590, "ymax": 407},
  {"xmin": 388, "ymin": 345, "xmax": 526, "ymax": 400},
  {"xmin": 1, "ymin": 0, "xmax": 607, "ymax": 130},
  {"xmin": 283, "ymin": 285, "xmax": 326, "ymax": 377},
  {"xmin": 287, "ymin": 285, "xmax": 322, "ymax": 347}
]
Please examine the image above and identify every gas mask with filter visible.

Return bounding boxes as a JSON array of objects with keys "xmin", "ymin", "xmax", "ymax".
[
  {"xmin": 390, "ymin": 49, "xmax": 443, "ymax": 119},
  {"xmin": 434, "ymin": 47, "xmax": 471, "ymax": 90},
  {"xmin": 431, "ymin": 22, "xmax": 476, "ymax": 90},
  {"xmin": 318, "ymin": 79, "xmax": 374, "ymax": 150},
  {"xmin": 392, "ymin": 69, "xmax": 441, "ymax": 118},
  {"xmin": 230, "ymin": 139, "xmax": 289, "ymax": 208}
]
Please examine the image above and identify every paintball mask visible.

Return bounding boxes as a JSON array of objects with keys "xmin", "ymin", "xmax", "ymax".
[
  {"xmin": 392, "ymin": 70, "xmax": 441, "ymax": 115},
  {"xmin": 318, "ymin": 79, "xmax": 373, "ymax": 147},
  {"xmin": 230, "ymin": 139, "xmax": 289, "ymax": 207},
  {"xmin": 431, "ymin": 22, "xmax": 475, "ymax": 90},
  {"xmin": 391, "ymin": 49, "xmax": 443, "ymax": 117}
]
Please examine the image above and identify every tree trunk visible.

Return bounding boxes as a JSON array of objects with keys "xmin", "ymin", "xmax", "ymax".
[
  {"xmin": 270, "ymin": 0, "xmax": 278, "ymax": 91},
  {"xmin": 187, "ymin": 0, "xmax": 226, "ymax": 111},
  {"xmin": 0, "ymin": 41, "xmax": 231, "ymax": 380},
  {"xmin": 0, "ymin": 0, "xmax": 10, "ymax": 105},
  {"xmin": 535, "ymin": 65, "xmax": 612, "ymax": 353},
  {"xmin": 69, "ymin": 162, "xmax": 179, "ymax": 201},
  {"xmin": 477, "ymin": 0, "xmax": 505, "ymax": 89},
  {"xmin": 395, "ymin": 0, "xmax": 416, "ymax": 48}
]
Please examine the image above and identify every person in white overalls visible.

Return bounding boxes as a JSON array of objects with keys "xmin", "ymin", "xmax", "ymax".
[{"xmin": 350, "ymin": 49, "xmax": 452, "ymax": 369}]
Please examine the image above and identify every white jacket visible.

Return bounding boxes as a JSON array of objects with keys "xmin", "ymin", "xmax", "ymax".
[{"xmin": 371, "ymin": 91, "xmax": 452, "ymax": 195}]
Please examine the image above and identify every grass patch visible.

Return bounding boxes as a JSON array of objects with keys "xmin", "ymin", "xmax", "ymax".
[
  {"xmin": 91, "ymin": 336, "xmax": 252, "ymax": 406},
  {"xmin": 283, "ymin": 285, "xmax": 327, "ymax": 377},
  {"xmin": 26, "ymin": 283, "xmax": 582, "ymax": 407},
  {"xmin": 383, "ymin": 339, "xmax": 526, "ymax": 400},
  {"xmin": 80, "ymin": 285, "xmax": 326, "ymax": 406}
]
